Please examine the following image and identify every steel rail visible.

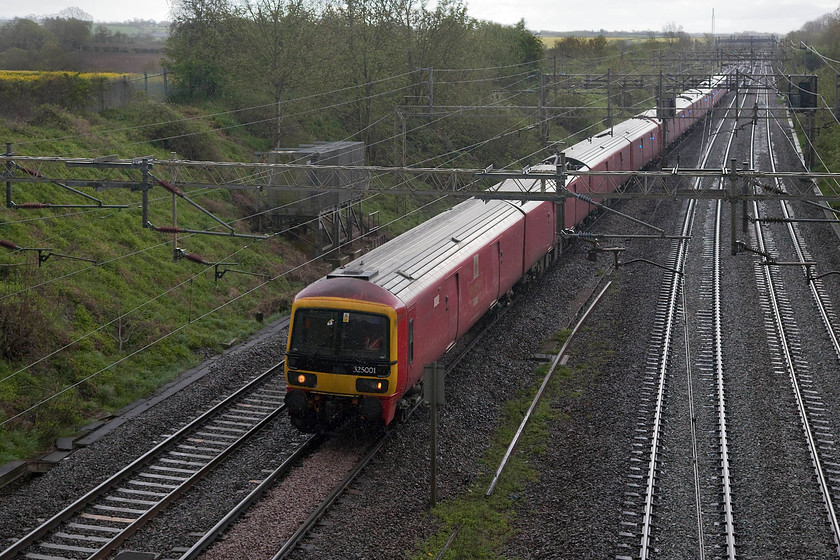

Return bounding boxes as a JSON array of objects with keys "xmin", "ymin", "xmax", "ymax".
[
  {"xmin": 752, "ymin": 194, "xmax": 840, "ymax": 555},
  {"xmin": 754, "ymin": 86, "xmax": 840, "ymax": 555},
  {"xmin": 632, "ymin": 85, "xmax": 743, "ymax": 560},
  {"xmin": 0, "ymin": 362, "xmax": 286, "ymax": 560},
  {"xmin": 766, "ymin": 110, "xmax": 840, "ymax": 361},
  {"xmin": 638, "ymin": 180, "xmax": 692, "ymax": 560},
  {"xmin": 270, "ymin": 430, "xmax": 393, "ymax": 559},
  {"xmin": 708, "ymin": 65, "xmax": 756, "ymax": 560},
  {"xmin": 712, "ymin": 197, "xmax": 737, "ymax": 559},
  {"xmin": 177, "ymin": 434, "xmax": 323, "ymax": 560},
  {"xmin": 685, "ymin": 114, "xmax": 726, "ymax": 560},
  {"xmin": 485, "ymin": 280, "xmax": 612, "ymax": 496}
]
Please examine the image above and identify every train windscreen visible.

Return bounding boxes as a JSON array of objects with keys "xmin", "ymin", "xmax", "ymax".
[{"xmin": 289, "ymin": 309, "xmax": 389, "ymax": 363}]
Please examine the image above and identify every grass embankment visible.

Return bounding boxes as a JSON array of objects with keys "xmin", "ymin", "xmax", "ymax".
[
  {"xmin": 0, "ymin": 93, "xmax": 323, "ymax": 462},
  {"xmin": 0, "ymin": 86, "xmax": 455, "ymax": 462},
  {"xmin": 411, "ymin": 329, "xmax": 581, "ymax": 559}
]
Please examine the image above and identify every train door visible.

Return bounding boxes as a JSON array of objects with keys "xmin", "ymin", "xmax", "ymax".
[
  {"xmin": 406, "ymin": 306, "xmax": 418, "ymax": 388},
  {"xmin": 602, "ymin": 160, "xmax": 609, "ymax": 195},
  {"xmin": 495, "ymin": 241, "xmax": 502, "ymax": 301},
  {"xmin": 445, "ymin": 272, "xmax": 460, "ymax": 346}
]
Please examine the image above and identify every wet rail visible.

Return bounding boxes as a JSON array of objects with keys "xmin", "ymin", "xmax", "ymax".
[{"xmin": 0, "ymin": 364, "xmax": 286, "ymax": 560}]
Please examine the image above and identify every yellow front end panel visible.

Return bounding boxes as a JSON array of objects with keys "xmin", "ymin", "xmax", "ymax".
[{"xmin": 285, "ymin": 297, "xmax": 399, "ymax": 397}]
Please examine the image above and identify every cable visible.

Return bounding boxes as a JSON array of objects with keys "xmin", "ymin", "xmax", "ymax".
[{"xmin": 14, "ymin": 69, "xmax": 419, "ymax": 149}]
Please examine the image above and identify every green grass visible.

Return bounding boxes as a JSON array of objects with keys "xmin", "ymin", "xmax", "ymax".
[
  {"xmin": 0, "ymin": 101, "xmax": 322, "ymax": 462},
  {"xmin": 410, "ymin": 344, "xmax": 584, "ymax": 559},
  {"xmin": 0, "ymin": 94, "xmax": 458, "ymax": 463}
]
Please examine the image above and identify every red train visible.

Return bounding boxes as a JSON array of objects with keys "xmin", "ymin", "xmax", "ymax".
[{"xmin": 284, "ymin": 75, "xmax": 729, "ymax": 432}]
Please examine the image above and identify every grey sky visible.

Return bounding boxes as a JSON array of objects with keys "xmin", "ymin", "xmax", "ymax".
[{"xmin": 4, "ymin": 0, "xmax": 839, "ymax": 35}]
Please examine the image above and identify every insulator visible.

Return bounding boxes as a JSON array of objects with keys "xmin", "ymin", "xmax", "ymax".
[
  {"xmin": 574, "ymin": 232, "xmax": 597, "ymax": 239},
  {"xmin": 184, "ymin": 252, "xmax": 210, "ymax": 265},
  {"xmin": 758, "ymin": 181, "xmax": 784, "ymax": 194},
  {"xmin": 0, "ymin": 239, "xmax": 21, "ymax": 250},
  {"xmin": 20, "ymin": 166, "xmax": 42, "ymax": 178},
  {"xmin": 19, "ymin": 203, "xmax": 48, "ymax": 209},
  {"xmin": 575, "ymin": 193, "xmax": 595, "ymax": 204},
  {"xmin": 157, "ymin": 226, "xmax": 183, "ymax": 234},
  {"xmin": 156, "ymin": 178, "xmax": 184, "ymax": 197}
]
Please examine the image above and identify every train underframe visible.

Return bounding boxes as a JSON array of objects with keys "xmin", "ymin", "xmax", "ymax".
[{"xmin": 285, "ymin": 385, "xmax": 423, "ymax": 433}]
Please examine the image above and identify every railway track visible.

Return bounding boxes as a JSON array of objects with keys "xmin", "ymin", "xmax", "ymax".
[
  {"xmin": 616, "ymin": 79, "xmax": 746, "ymax": 559},
  {"xmin": 748, "ymin": 79, "xmax": 840, "ymax": 554},
  {"xmin": 619, "ymin": 62, "xmax": 840, "ymax": 559},
  {"xmin": 613, "ymin": 61, "xmax": 840, "ymax": 558},
  {"xmin": 691, "ymin": 95, "xmax": 741, "ymax": 559},
  {"xmin": 182, "ymin": 288, "xmax": 516, "ymax": 559},
  {"xmin": 0, "ymin": 364, "xmax": 287, "ymax": 560}
]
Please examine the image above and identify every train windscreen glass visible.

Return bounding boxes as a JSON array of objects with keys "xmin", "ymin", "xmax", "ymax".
[{"xmin": 290, "ymin": 309, "xmax": 389, "ymax": 362}]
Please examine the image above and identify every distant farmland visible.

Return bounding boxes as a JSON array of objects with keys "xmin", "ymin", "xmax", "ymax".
[{"xmin": 539, "ymin": 34, "xmax": 661, "ymax": 47}]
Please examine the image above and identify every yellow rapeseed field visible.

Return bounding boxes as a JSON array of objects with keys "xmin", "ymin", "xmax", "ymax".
[{"xmin": 0, "ymin": 70, "xmax": 130, "ymax": 82}]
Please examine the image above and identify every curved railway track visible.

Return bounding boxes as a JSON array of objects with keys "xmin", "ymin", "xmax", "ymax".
[
  {"xmin": 0, "ymin": 364, "xmax": 287, "ymax": 560},
  {"xmin": 173, "ymin": 289, "xmax": 515, "ymax": 560}
]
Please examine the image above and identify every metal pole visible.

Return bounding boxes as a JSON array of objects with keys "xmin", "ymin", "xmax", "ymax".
[
  {"xmin": 730, "ymin": 158, "xmax": 738, "ymax": 255},
  {"xmin": 557, "ymin": 154, "xmax": 566, "ymax": 239},
  {"xmin": 539, "ymin": 71, "xmax": 548, "ymax": 146},
  {"xmin": 172, "ymin": 153, "xmax": 179, "ymax": 260},
  {"xmin": 5, "ymin": 143, "xmax": 12, "ymax": 208},
  {"xmin": 607, "ymin": 68, "xmax": 612, "ymax": 132},
  {"xmin": 428, "ymin": 67, "xmax": 434, "ymax": 112},
  {"xmin": 659, "ymin": 70, "xmax": 668, "ymax": 149},
  {"xmin": 401, "ymin": 113, "xmax": 407, "ymax": 168},
  {"xmin": 140, "ymin": 159, "xmax": 150, "ymax": 228},
  {"xmin": 734, "ymin": 69, "xmax": 740, "ymax": 136},
  {"xmin": 393, "ymin": 109, "xmax": 398, "ymax": 167},
  {"xmin": 742, "ymin": 161, "xmax": 749, "ymax": 233},
  {"xmin": 429, "ymin": 362, "xmax": 438, "ymax": 508},
  {"xmin": 808, "ymin": 109, "xmax": 816, "ymax": 170}
]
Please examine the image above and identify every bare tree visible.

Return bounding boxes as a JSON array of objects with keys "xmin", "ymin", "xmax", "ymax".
[
  {"xmin": 662, "ymin": 21, "xmax": 682, "ymax": 43},
  {"xmin": 240, "ymin": 0, "xmax": 315, "ymax": 147}
]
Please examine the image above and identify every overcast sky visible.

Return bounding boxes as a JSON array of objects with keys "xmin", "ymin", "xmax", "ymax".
[{"xmin": 4, "ymin": 0, "xmax": 839, "ymax": 35}]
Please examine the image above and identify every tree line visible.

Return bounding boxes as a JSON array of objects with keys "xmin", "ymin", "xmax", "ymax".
[
  {"xmin": 164, "ymin": 0, "xmax": 545, "ymax": 166},
  {"xmin": 1, "ymin": 0, "xmax": 712, "ymax": 170},
  {"xmin": 0, "ymin": 17, "xmax": 94, "ymax": 70},
  {"xmin": 0, "ymin": 17, "xmax": 165, "ymax": 71},
  {"xmin": 784, "ymin": 7, "xmax": 840, "ymax": 177}
]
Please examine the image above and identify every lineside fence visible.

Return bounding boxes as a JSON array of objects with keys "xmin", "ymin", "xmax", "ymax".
[
  {"xmin": 92, "ymin": 71, "xmax": 175, "ymax": 111},
  {"xmin": 0, "ymin": 70, "xmax": 177, "ymax": 118}
]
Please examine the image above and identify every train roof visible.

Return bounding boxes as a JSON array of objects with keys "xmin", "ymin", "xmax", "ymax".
[
  {"xmin": 562, "ymin": 74, "xmax": 728, "ymax": 170},
  {"xmin": 298, "ymin": 73, "xmax": 731, "ymax": 309},
  {"xmin": 561, "ymin": 116, "xmax": 659, "ymax": 168},
  {"xmin": 310, "ymin": 194, "xmax": 542, "ymax": 306}
]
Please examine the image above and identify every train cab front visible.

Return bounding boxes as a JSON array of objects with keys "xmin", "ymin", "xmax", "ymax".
[{"xmin": 284, "ymin": 299, "xmax": 399, "ymax": 433}]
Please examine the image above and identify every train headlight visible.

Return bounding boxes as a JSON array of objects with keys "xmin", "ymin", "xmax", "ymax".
[
  {"xmin": 356, "ymin": 378, "xmax": 389, "ymax": 393},
  {"xmin": 289, "ymin": 371, "xmax": 317, "ymax": 387}
]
